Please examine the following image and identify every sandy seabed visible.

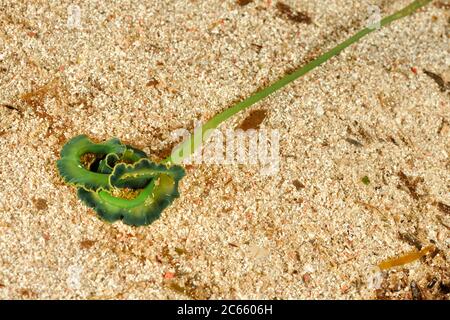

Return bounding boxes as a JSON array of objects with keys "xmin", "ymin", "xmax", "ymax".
[{"xmin": 0, "ymin": 0, "xmax": 449, "ymax": 299}]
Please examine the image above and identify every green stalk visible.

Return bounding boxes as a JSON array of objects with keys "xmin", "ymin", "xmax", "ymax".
[{"xmin": 164, "ymin": 0, "xmax": 432, "ymax": 164}]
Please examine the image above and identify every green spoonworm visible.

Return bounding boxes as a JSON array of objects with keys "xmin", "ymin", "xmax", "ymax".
[
  {"xmin": 56, "ymin": 0, "xmax": 432, "ymax": 226},
  {"xmin": 77, "ymin": 160, "xmax": 185, "ymax": 226},
  {"xmin": 58, "ymin": 134, "xmax": 186, "ymax": 226}
]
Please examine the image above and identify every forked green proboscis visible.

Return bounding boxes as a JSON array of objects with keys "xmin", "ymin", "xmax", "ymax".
[
  {"xmin": 56, "ymin": 135, "xmax": 126, "ymax": 191},
  {"xmin": 56, "ymin": 135, "xmax": 185, "ymax": 226}
]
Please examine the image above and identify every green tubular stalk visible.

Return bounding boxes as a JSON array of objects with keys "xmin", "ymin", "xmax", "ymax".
[{"xmin": 164, "ymin": 0, "xmax": 432, "ymax": 164}]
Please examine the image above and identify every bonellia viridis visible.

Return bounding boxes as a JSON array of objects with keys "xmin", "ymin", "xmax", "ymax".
[{"xmin": 57, "ymin": 0, "xmax": 432, "ymax": 226}]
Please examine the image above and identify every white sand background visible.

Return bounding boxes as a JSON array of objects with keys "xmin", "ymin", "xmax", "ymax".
[{"xmin": 0, "ymin": 0, "xmax": 449, "ymax": 299}]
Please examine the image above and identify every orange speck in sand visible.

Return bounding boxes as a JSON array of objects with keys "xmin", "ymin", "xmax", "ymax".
[{"xmin": 164, "ymin": 272, "xmax": 175, "ymax": 279}]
